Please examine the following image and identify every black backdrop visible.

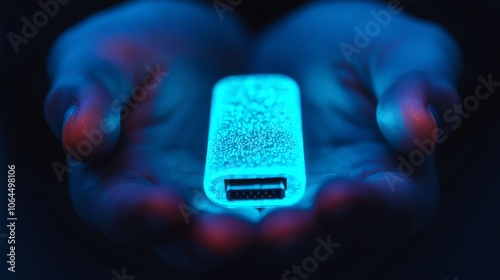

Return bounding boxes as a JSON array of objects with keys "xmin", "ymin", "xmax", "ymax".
[{"xmin": 0, "ymin": 0, "xmax": 499, "ymax": 279}]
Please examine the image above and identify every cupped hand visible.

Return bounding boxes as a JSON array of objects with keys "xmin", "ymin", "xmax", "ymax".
[
  {"xmin": 250, "ymin": 1, "xmax": 462, "ymax": 256},
  {"xmin": 44, "ymin": 1, "xmax": 259, "ymax": 271}
]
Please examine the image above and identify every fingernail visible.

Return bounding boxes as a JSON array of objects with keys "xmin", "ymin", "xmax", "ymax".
[
  {"xmin": 61, "ymin": 104, "xmax": 77, "ymax": 153},
  {"xmin": 427, "ymin": 104, "xmax": 440, "ymax": 128}
]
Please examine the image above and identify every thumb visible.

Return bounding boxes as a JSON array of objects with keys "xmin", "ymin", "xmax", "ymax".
[
  {"xmin": 376, "ymin": 73, "xmax": 460, "ymax": 154},
  {"xmin": 44, "ymin": 74, "xmax": 123, "ymax": 161},
  {"xmin": 367, "ymin": 22, "xmax": 462, "ymax": 154}
]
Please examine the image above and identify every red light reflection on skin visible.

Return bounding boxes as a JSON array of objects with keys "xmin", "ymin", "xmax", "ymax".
[
  {"xmin": 193, "ymin": 215, "xmax": 254, "ymax": 256},
  {"xmin": 62, "ymin": 83, "xmax": 113, "ymax": 158},
  {"xmin": 259, "ymin": 210, "xmax": 315, "ymax": 248},
  {"xmin": 316, "ymin": 184, "xmax": 358, "ymax": 218},
  {"xmin": 399, "ymin": 94, "xmax": 438, "ymax": 146},
  {"xmin": 137, "ymin": 189, "xmax": 186, "ymax": 225}
]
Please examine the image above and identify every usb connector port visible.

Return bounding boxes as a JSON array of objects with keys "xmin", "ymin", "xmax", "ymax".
[{"xmin": 225, "ymin": 178, "xmax": 286, "ymax": 201}]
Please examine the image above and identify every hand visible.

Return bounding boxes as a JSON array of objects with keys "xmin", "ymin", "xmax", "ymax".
[
  {"xmin": 44, "ymin": 1, "xmax": 259, "ymax": 271},
  {"xmin": 250, "ymin": 0, "xmax": 462, "ymax": 258}
]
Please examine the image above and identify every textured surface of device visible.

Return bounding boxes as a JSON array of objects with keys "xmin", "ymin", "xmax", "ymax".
[{"xmin": 203, "ymin": 74, "xmax": 306, "ymax": 208}]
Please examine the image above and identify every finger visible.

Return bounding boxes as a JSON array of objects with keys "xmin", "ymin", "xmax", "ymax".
[
  {"xmin": 369, "ymin": 22, "xmax": 463, "ymax": 154},
  {"xmin": 163, "ymin": 191, "xmax": 260, "ymax": 270},
  {"xmin": 258, "ymin": 208, "xmax": 317, "ymax": 253},
  {"xmin": 43, "ymin": 2, "xmax": 146, "ymax": 160},
  {"xmin": 152, "ymin": 213, "xmax": 257, "ymax": 272},
  {"xmin": 315, "ymin": 173, "xmax": 434, "ymax": 245},
  {"xmin": 44, "ymin": 75, "xmax": 124, "ymax": 161},
  {"xmin": 69, "ymin": 167, "xmax": 186, "ymax": 245},
  {"xmin": 192, "ymin": 214, "xmax": 255, "ymax": 256}
]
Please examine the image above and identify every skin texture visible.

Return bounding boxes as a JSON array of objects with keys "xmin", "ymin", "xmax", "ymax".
[{"xmin": 44, "ymin": 1, "xmax": 462, "ymax": 272}]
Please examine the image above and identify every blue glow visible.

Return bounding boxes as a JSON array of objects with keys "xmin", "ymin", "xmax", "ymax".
[{"xmin": 204, "ymin": 74, "xmax": 306, "ymax": 208}]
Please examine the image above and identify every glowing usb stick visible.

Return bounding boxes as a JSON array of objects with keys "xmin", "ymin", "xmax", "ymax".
[{"xmin": 203, "ymin": 74, "xmax": 306, "ymax": 208}]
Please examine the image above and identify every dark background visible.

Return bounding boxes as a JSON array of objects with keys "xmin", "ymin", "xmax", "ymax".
[{"xmin": 0, "ymin": 0, "xmax": 499, "ymax": 279}]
